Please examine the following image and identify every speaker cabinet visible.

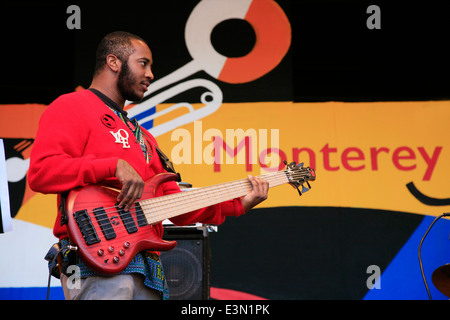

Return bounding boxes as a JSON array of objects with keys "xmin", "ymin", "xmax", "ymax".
[{"xmin": 161, "ymin": 226, "xmax": 211, "ymax": 300}]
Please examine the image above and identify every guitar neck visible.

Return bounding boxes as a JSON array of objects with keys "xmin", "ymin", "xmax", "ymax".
[{"xmin": 139, "ymin": 170, "xmax": 289, "ymax": 224}]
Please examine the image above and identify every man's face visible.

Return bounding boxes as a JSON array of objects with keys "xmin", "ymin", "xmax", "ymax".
[{"xmin": 117, "ymin": 39, "xmax": 154, "ymax": 102}]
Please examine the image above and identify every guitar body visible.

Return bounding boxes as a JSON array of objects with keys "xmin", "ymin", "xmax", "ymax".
[{"xmin": 65, "ymin": 173, "xmax": 178, "ymax": 276}]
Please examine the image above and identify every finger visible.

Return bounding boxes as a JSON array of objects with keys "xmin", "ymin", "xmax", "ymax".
[
  {"xmin": 259, "ymin": 178, "xmax": 269, "ymax": 194},
  {"xmin": 136, "ymin": 181, "xmax": 144, "ymax": 199},
  {"xmin": 252, "ymin": 177, "xmax": 268, "ymax": 199},
  {"xmin": 249, "ymin": 176, "xmax": 266, "ymax": 193},
  {"xmin": 117, "ymin": 184, "xmax": 129, "ymax": 205},
  {"xmin": 117, "ymin": 194, "xmax": 130, "ymax": 210},
  {"xmin": 126, "ymin": 183, "xmax": 141, "ymax": 211},
  {"xmin": 122, "ymin": 181, "xmax": 145, "ymax": 211},
  {"xmin": 117, "ymin": 181, "xmax": 135, "ymax": 210},
  {"xmin": 248, "ymin": 175, "xmax": 259, "ymax": 189}
]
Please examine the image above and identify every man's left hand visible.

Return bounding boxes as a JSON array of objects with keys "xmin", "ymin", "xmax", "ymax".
[{"xmin": 241, "ymin": 175, "xmax": 269, "ymax": 212}]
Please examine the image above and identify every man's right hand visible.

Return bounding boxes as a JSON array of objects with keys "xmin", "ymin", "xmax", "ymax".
[{"xmin": 114, "ymin": 159, "xmax": 145, "ymax": 211}]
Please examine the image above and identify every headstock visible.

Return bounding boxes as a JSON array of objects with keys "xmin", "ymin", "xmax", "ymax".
[{"xmin": 283, "ymin": 161, "xmax": 316, "ymax": 196}]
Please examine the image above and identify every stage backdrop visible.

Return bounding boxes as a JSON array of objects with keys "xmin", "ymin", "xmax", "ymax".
[{"xmin": 1, "ymin": 0, "xmax": 449, "ymax": 300}]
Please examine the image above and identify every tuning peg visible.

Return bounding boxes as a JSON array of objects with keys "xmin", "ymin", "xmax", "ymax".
[{"xmin": 297, "ymin": 162, "xmax": 304, "ymax": 168}]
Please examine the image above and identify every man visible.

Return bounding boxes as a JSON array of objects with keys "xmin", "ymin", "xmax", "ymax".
[{"xmin": 28, "ymin": 31, "xmax": 269, "ymax": 300}]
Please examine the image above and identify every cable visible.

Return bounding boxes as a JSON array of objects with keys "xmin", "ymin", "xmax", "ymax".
[
  {"xmin": 418, "ymin": 213, "xmax": 450, "ymax": 300},
  {"xmin": 46, "ymin": 244, "xmax": 77, "ymax": 300}
]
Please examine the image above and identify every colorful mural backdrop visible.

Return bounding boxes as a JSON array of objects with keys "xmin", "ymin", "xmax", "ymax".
[{"xmin": 1, "ymin": 0, "xmax": 449, "ymax": 300}]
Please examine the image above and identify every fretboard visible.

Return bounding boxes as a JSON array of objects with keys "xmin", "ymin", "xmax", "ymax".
[{"xmin": 139, "ymin": 170, "xmax": 289, "ymax": 224}]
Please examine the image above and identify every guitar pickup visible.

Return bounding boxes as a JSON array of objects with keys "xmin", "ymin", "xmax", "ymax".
[
  {"xmin": 93, "ymin": 207, "xmax": 117, "ymax": 240},
  {"xmin": 73, "ymin": 209, "xmax": 100, "ymax": 245},
  {"xmin": 135, "ymin": 203, "xmax": 148, "ymax": 227},
  {"xmin": 115, "ymin": 204, "xmax": 138, "ymax": 234}
]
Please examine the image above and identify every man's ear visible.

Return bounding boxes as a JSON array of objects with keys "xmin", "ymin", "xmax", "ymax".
[{"xmin": 106, "ymin": 54, "xmax": 121, "ymax": 72}]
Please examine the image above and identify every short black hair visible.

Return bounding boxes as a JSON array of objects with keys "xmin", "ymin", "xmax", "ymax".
[{"xmin": 94, "ymin": 31, "xmax": 146, "ymax": 75}]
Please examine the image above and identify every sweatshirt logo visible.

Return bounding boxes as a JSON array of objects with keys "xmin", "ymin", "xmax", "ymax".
[
  {"xmin": 110, "ymin": 129, "xmax": 130, "ymax": 148},
  {"xmin": 101, "ymin": 114, "xmax": 117, "ymax": 129}
]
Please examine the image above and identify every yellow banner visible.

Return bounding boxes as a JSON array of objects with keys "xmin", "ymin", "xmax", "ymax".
[{"xmin": 156, "ymin": 100, "xmax": 450, "ymax": 216}]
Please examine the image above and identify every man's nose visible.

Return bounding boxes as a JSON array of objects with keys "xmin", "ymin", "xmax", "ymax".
[{"xmin": 145, "ymin": 68, "xmax": 154, "ymax": 81}]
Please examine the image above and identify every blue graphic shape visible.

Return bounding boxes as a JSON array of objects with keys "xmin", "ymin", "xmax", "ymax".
[
  {"xmin": 364, "ymin": 215, "xmax": 450, "ymax": 300},
  {"xmin": 131, "ymin": 106, "xmax": 156, "ymax": 130}
]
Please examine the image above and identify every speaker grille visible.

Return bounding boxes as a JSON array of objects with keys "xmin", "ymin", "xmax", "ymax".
[{"xmin": 161, "ymin": 227, "xmax": 211, "ymax": 300}]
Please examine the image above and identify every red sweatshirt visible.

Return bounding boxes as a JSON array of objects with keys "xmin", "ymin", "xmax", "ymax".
[{"xmin": 28, "ymin": 89, "xmax": 244, "ymax": 240}]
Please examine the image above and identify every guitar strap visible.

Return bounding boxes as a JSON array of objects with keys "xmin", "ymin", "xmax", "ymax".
[{"xmin": 146, "ymin": 132, "xmax": 182, "ymax": 183}]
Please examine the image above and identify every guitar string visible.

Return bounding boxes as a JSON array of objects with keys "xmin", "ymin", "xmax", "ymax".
[
  {"xmin": 76, "ymin": 171, "xmax": 311, "ymax": 240},
  {"xmin": 78, "ymin": 176, "xmax": 303, "ymax": 242},
  {"xmin": 88, "ymin": 170, "xmax": 295, "ymax": 224},
  {"xmin": 87, "ymin": 170, "xmax": 289, "ymax": 221},
  {"xmin": 77, "ymin": 170, "xmax": 308, "ymax": 239},
  {"xmin": 75, "ymin": 171, "xmax": 312, "ymax": 240},
  {"xmin": 91, "ymin": 169, "xmax": 309, "ymax": 219},
  {"xmin": 77, "ymin": 177, "xmax": 268, "ymax": 240},
  {"xmin": 76, "ymin": 173, "xmax": 291, "ymax": 240}
]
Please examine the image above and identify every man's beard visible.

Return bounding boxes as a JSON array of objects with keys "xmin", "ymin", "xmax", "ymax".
[{"xmin": 117, "ymin": 59, "xmax": 142, "ymax": 102}]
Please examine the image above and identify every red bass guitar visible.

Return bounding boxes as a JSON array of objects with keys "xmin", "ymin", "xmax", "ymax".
[{"xmin": 65, "ymin": 162, "xmax": 315, "ymax": 275}]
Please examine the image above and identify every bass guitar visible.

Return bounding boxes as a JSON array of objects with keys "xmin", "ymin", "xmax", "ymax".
[{"xmin": 65, "ymin": 161, "xmax": 315, "ymax": 275}]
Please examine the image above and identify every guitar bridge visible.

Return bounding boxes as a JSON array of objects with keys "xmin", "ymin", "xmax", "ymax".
[{"xmin": 73, "ymin": 209, "xmax": 100, "ymax": 245}]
